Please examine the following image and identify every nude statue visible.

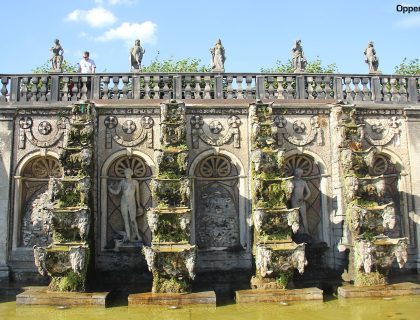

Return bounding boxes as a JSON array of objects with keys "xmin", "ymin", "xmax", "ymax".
[
  {"xmin": 108, "ymin": 168, "xmax": 142, "ymax": 241},
  {"xmin": 291, "ymin": 168, "xmax": 311, "ymax": 233},
  {"xmin": 364, "ymin": 41, "xmax": 379, "ymax": 74}
]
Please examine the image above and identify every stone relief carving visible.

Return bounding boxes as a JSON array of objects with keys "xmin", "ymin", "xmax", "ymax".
[
  {"xmin": 359, "ymin": 116, "xmax": 401, "ymax": 146},
  {"xmin": 190, "ymin": 115, "xmax": 241, "ymax": 148},
  {"xmin": 274, "ymin": 115, "xmax": 324, "ymax": 147},
  {"xmin": 69, "ymin": 246, "xmax": 86, "ymax": 274},
  {"xmin": 104, "ymin": 115, "xmax": 154, "ymax": 149},
  {"xmin": 18, "ymin": 116, "xmax": 68, "ymax": 149}
]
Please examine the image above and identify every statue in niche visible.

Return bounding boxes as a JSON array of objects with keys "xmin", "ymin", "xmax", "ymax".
[
  {"xmin": 50, "ymin": 39, "xmax": 64, "ymax": 71},
  {"xmin": 364, "ymin": 41, "xmax": 380, "ymax": 74},
  {"xmin": 291, "ymin": 39, "xmax": 307, "ymax": 73},
  {"xmin": 290, "ymin": 168, "xmax": 311, "ymax": 234},
  {"xmin": 210, "ymin": 39, "xmax": 225, "ymax": 72},
  {"xmin": 129, "ymin": 39, "xmax": 145, "ymax": 72},
  {"xmin": 108, "ymin": 168, "xmax": 143, "ymax": 242}
]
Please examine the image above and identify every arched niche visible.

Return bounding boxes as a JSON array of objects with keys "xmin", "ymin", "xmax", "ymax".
[
  {"xmin": 12, "ymin": 152, "xmax": 61, "ymax": 250},
  {"xmin": 100, "ymin": 151, "xmax": 154, "ymax": 250}
]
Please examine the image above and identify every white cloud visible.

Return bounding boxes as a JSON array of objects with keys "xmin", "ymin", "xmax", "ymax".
[
  {"xmin": 96, "ymin": 21, "xmax": 157, "ymax": 45},
  {"xmin": 65, "ymin": 7, "xmax": 117, "ymax": 28},
  {"xmin": 395, "ymin": 15, "xmax": 420, "ymax": 28},
  {"xmin": 95, "ymin": 0, "xmax": 138, "ymax": 5}
]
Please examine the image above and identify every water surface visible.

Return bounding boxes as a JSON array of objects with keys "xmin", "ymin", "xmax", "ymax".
[{"xmin": 1, "ymin": 296, "xmax": 419, "ymax": 320}]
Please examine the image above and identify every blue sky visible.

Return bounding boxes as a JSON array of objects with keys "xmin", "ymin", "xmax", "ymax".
[{"xmin": 1, "ymin": 0, "xmax": 420, "ymax": 74}]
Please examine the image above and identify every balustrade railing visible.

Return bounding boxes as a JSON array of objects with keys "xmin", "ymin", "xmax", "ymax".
[{"xmin": 0, "ymin": 73, "xmax": 418, "ymax": 103}]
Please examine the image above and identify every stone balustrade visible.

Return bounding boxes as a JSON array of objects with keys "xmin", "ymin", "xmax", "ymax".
[{"xmin": 0, "ymin": 73, "xmax": 418, "ymax": 103}]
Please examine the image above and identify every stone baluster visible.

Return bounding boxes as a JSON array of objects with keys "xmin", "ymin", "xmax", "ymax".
[
  {"xmin": 194, "ymin": 76, "xmax": 202, "ymax": 99},
  {"xmin": 382, "ymin": 77, "xmax": 391, "ymax": 102},
  {"xmin": 285, "ymin": 76, "xmax": 294, "ymax": 99},
  {"xmin": 62, "ymin": 76, "xmax": 70, "ymax": 101},
  {"xmin": 236, "ymin": 76, "xmax": 244, "ymax": 99},
  {"xmin": 399, "ymin": 78, "xmax": 408, "ymax": 102},
  {"xmin": 71, "ymin": 76, "xmax": 79, "ymax": 101},
  {"xmin": 163, "ymin": 75, "xmax": 170, "ymax": 99},
  {"xmin": 204, "ymin": 75, "xmax": 211, "ymax": 99},
  {"xmin": 121, "ymin": 76, "xmax": 129, "ymax": 99},
  {"xmin": 361, "ymin": 77, "xmax": 370, "ymax": 101},
  {"xmin": 112, "ymin": 76, "xmax": 120, "ymax": 99},
  {"xmin": 184, "ymin": 75, "xmax": 192, "ymax": 99},
  {"xmin": 353, "ymin": 77, "xmax": 363, "ymax": 101},
  {"xmin": 246, "ymin": 75, "xmax": 253, "ymax": 99},
  {"xmin": 315, "ymin": 76, "xmax": 324, "ymax": 99},
  {"xmin": 39, "ymin": 76, "xmax": 48, "ymax": 101},
  {"xmin": 153, "ymin": 76, "xmax": 160, "ymax": 99},
  {"xmin": 0, "ymin": 77, "xmax": 8, "ymax": 102},
  {"xmin": 20, "ymin": 77, "xmax": 29, "ymax": 101},
  {"xmin": 80, "ymin": 77, "xmax": 89, "ymax": 100},
  {"xmin": 344, "ymin": 77, "xmax": 353, "ymax": 102},
  {"xmin": 276, "ymin": 76, "xmax": 285, "ymax": 99},
  {"xmin": 324, "ymin": 76, "xmax": 332, "ymax": 99},
  {"xmin": 267, "ymin": 76, "xmax": 274, "ymax": 99},
  {"xmin": 390, "ymin": 78, "xmax": 400, "ymax": 102},
  {"xmin": 102, "ymin": 76, "xmax": 110, "ymax": 100},
  {"xmin": 30, "ymin": 76, "xmax": 39, "ymax": 101},
  {"xmin": 307, "ymin": 76, "xmax": 314, "ymax": 99},
  {"xmin": 226, "ymin": 75, "xmax": 234, "ymax": 99},
  {"xmin": 144, "ymin": 75, "xmax": 151, "ymax": 99}
]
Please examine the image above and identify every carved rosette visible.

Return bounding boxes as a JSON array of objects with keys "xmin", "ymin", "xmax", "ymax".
[
  {"xmin": 190, "ymin": 115, "xmax": 241, "ymax": 148},
  {"xmin": 104, "ymin": 115, "xmax": 154, "ymax": 149},
  {"xmin": 18, "ymin": 116, "xmax": 69, "ymax": 149}
]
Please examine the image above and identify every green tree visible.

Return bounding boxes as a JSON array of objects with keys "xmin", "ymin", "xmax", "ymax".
[
  {"xmin": 142, "ymin": 54, "xmax": 210, "ymax": 72},
  {"xmin": 394, "ymin": 58, "xmax": 420, "ymax": 75},
  {"xmin": 32, "ymin": 59, "xmax": 78, "ymax": 73},
  {"xmin": 261, "ymin": 57, "xmax": 338, "ymax": 73}
]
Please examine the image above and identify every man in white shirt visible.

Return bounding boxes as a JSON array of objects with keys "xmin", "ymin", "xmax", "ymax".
[{"xmin": 78, "ymin": 51, "xmax": 96, "ymax": 73}]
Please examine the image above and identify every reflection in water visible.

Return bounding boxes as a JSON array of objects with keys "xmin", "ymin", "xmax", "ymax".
[{"xmin": 1, "ymin": 296, "xmax": 419, "ymax": 320}]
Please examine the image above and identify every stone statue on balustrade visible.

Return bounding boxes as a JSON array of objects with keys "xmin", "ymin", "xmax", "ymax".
[
  {"xmin": 364, "ymin": 41, "xmax": 380, "ymax": 74},
  {"xmin": 210, "ymin": 39, "xmax": 225, "ymax": 72},
  {"xmin": 292, "ymin": 39, "xmax": 307, "ymax": 73},
  {"xmin": 129, "ymin": 39, "xmax": 145, "ymax": 72},
  {"xmin": 290, "ymin": 168, "xmax": 312, "ymax": 234},
  {"xmin": 108, "ymin": 168, "xmax": 143, "ymax": 242},
  {"xmin": 50, "ymin": 39, "xmax": 64, "ymax": 72}
]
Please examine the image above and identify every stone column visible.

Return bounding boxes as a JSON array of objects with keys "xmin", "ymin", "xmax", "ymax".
[
  {"xmin": 0, "ymin": 108, "xmax": 14, "ymax": 280},
  {"xmin": 404, "ymin": 107, "xmax": 420, "ymax": 271}
]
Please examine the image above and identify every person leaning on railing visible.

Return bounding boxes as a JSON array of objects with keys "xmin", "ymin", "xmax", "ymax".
[{"xmin": 75, "ymin": 51, "xmax": 96, "ymax": 98}]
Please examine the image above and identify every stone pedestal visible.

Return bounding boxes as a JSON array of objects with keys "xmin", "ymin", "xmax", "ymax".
[
  {"xmin": 128, "ymin": 291, "xmax": 216, "ymax": 306},
  {"xmin": 338, "ymin": 282, "xmax": 420, "ymax": 298},
  {"xmin": 235, "ymin": 287, "xmax": 323, "ymax": 303},
  {"xmin": 16, "ymin": 287, "xmax": 109, "ymax": 307}
]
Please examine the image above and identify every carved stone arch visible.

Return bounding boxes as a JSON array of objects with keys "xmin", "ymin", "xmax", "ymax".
[
  {"xmin": 188, "ymin": 149, "xmax": 249, "ymax": 251},
  {"xmin": 12, "ymin": 151, "xmax": 61, "ymax": 250},
  {"xmin": 284, "ymin": 151, "xmax": 329, "ymax": 243},
  {"xmin": 100, "ymin": 150, "xmax": 155, "ymax": 250}
]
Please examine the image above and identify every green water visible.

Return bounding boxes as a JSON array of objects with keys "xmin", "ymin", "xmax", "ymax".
[{"xmin": 1, "ymin": 296, "xmax": 420, "ymax": 320}]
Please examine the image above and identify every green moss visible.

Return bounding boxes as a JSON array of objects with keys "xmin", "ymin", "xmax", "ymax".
[
  {"xmin": 152, "ymin": 213, "xmax": 189, "ymax": 243},
  {"xmin": 276, "ymin": 270, "xmax": 293, "ymax": 289},
  {"xmin": 354, "ymin": 271, "xmax": 387, "ymax": 287},
  {"xmin": 49, "ymin": 271, "xmax": 86, "ymax": 292},
  {"xmin": 153, "ymin": 274, "xmax": 190, "ymax": 293}
]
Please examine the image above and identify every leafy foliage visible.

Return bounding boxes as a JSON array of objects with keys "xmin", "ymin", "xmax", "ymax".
[
  {"xmin": 394, "ymin": 58, "xmax": 420, "ymax": 75},
  {"xmin": 142, "ymin": 54, "xmax": 210, "ymax": 72},
  {"xmin": 261, "ymin": 57, "xmax": 338, "ymax": 73},
  {"xmin": 32, "ymin": 59, "xmax": 78, "ymax": 74}
]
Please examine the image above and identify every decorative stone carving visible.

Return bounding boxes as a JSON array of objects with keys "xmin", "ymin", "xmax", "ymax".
[
  {"xmin": 210, "ymin": 39, "xmax": 225, "ymax": 72},
  {"xmin": 274, "ymin": 115, "xmax": 324, "ymax": 147},
  {"xmin": 18, "ymin": 116, "xmax": 68, "ymax": 149},
  {"xmin": 33, "ymin": 245, "xmax": 48, "ymax": 276},
  {"xmin": 362, "ymin": 116, "xmax": 401, "ymax": 146},
  {"xmin": 49, "ymin": 39, "xmax": 64, "ymax": 72},
  {"xmin": 290, "ymin": 168, "xmax": 312, "ymax": 234},
  {"xmin": 291, "ymin": 39, "xmax": 307, "ymax": 73},
  {"xmin": 104, "ymin": 115, "xmax": 154, "ymax": 149},
  {"xmin": 69, "ymin": 246, "xmax": 86, "ymax": 274},
  {"xmin": 190, "ymin": 115, "xmax": 241, "ymax": 148},
  {"xmin": 209, "ymin": 120, "xmax": 223, "ymax": 134},
  {"xmin": 364, "ymin": 41, "xmax": 380, "ymax": 74}
]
